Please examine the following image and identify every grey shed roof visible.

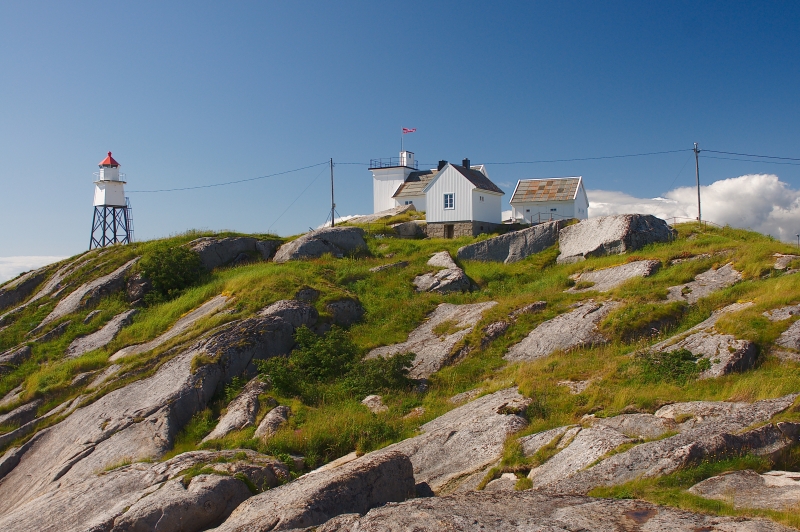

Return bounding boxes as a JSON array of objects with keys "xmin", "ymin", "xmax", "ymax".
[
  {"xmin": 393, "ymin": 170, "xmax": 438, "ymax": 198},
  {"xmin": 450, "ymin": 164, "xmax": 505, "ymax": 194},
  {"xmin": 510, "ymin": 177, "xmax": 582, "ymax": 203}
]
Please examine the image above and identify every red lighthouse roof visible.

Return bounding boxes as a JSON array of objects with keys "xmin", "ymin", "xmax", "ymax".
[{"xmin": 98, "ymin": 151, "xmax": 120, "ymax": 167}]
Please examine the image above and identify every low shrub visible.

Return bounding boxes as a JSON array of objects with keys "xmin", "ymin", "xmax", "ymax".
[
  {"xmin": 634, "ymin": 349, "xmax": 711, "ymax": 385},
  {"xmin": 139, "ymin": 245, "xmax": 203, "ymax": 303}
]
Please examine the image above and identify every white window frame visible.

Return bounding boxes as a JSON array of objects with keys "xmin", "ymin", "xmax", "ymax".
[{"xmin": 444, "ymin": 193, "xmax": 455, "ymax": 210}]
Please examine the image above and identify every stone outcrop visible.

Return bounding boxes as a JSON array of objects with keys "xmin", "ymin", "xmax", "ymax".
[
  {"xmin": 369, "ymin": 261, "xmax": 408, "ymax": 273},
  {"xmin": 666, "ymin": 263, "xmax": 742, "ymax": 304},
  {"xmin": 457, "ymin": 220, "xmax": 566, "ymax": 263},
  {"xmin": 30, "ymin": 320, "xmax": 70, "ymax": 343},
  {"xmin": 558, "ymin": 379, "xmax": 591, "ymax": 394},
  {"xmin": 254, "ymin": 405, "xmax": 291, "ymax": 440},
  {"xmin": 189, "ymin": 237, "xmax": 282, "ymax": 271},
  {"xmin": 765, "ymin": 304, "xmax": 800, "ymax": 321},
  {"xmin": 111, "ymin": 474, "xmax": 252, "ymax": 532},
  {"xmin": 0, "ymin": 449, "xmax": 288, "ymax": 532},
  {"xmin": 65, "ymin": 309, "xmax": 138, "ymax": 358},
  {"xmin": 110, "ymin": 295, "xmax": 228, "ymax": 361},
  {"xmin": 547, "ymin": 394, "xmax": 798, "ymax": 494},
  {"xmin": 210, "ymin": 450, "xmax": 415, "ymax": 532},
  {"xmin": 326, "ymin": 298, "xmax": 365, "ymax": 327},
  {"xmin": 367, "ymin": 301, "xmax": 497, "ymax": 379},
  {"xmin": 504, "ymin": 300, "xmax": 619, "ymax": 363},
  {"xmin": 374, "ymin": 388, "xmax": 530, "ymax": 493},
  {"xmin": 689, "ymin": 469, "xmax": 800, "ymax": 511},
  {"xmin": 34, "ymin": 258, "xmax": 138, "ymax": 332},
  {"xmin": 519, "ymin": 426, "xmax": 571, "ymax": 457},
  {"xmin": 273, "ymin": 227, "xmax": 367, "ymax": 263},
  {"xmin": 391, "ymin": 220, "xmax": 425, "ymax": 238},
  {"xmin": 413, "ymin": 251, "xmax": 471, "ymax": 294},
  {"xmin": 0, "ymin": 399, "xmax": 42, "ymax": 429},
  {"xmin": 126, "ymin": 272, "xmax": 152, "ymax": 306},
  {"xmin": 202, "ymin": 378, "xmax": 269, "ymax": 442},
  {"xmin": 774, "ymin": 253, "xmax": 798, "ymax": 270},
  {"xmin": 648, "ymin": 302, "xmax": 756, "ymax": 379},
  {"xmin": 557, "ymin": 214, "xmax": 676, "ymax": 264},
  {"xmin": 314, "ymin": 491, "xmax": 792, "ymax": 531},
  {"xmin": 361, "ymin": 395, "xmax": 388, "ymax": 414},
  {"xmin": 528, "ymin": 425, "xmax": 632, "ymax": 487},
  {"xmin": 448, "ymin": 388, "xmax": 482, "ymax": 404},
  {"xmin": 0, "ymin": 267, "xmax": 49, "ymax": 312},
  {"xmin": 567, "ymin": 259, "xmax": 661, "ymax": 293},
  {"xmin": 0, "ymin": 345, "xmax": 32, "ymax": 374},
  {"xmin": 0, "ymin": 300, "xmax": 316, "ymax": 521}
]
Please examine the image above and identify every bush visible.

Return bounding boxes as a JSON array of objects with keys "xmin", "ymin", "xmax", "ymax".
[
  {"xmin": 257, "ymin": 326, "xmax": 414, "ymax": 403},
  {"xmin": 635, "ymin": 349, "xmax": 711, "ymax": 385},
  {"xmin": 139, "ymin": 245, "xmax": 202, "ymax": 302}
]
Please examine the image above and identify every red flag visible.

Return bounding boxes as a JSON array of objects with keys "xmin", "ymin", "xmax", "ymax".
[{"xmin": 402, "ymin": 127, "xmax": 416, "ymax": 134}]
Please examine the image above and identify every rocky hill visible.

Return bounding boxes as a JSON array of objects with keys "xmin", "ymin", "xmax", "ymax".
[{"xmin": 0, "ymin": 215, "xmax": 799, "ymax": 531}]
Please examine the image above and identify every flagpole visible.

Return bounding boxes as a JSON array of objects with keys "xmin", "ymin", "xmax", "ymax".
[{"xmin": 401, "ymin": 126, "xmax": 403, "ymax": 153}]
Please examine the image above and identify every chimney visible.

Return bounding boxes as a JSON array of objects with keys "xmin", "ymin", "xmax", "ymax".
[
  {"xmin": 462, "ymin": 158, "xmax": 470, "ymax": 168},
  {"xmin": 437, "ymin": 160, "xmax": 448, "ymax": 171}
]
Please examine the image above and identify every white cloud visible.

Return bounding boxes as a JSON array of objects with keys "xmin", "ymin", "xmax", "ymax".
[
  {"xmin": 0, "ymin": 256, "xmax": 65, "ymax": 284},
  {"xmin": 588, "ymin": 174, "xmax": 800, "ymax": 241}
]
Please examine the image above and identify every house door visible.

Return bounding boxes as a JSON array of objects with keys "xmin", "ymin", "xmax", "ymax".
[{"xmin": 444, "ymin": 224, "xmax": 454, "ymax": 239}]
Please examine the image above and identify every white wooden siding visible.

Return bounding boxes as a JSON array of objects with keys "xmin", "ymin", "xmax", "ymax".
[
  {"xmin": 471, "ymin": 190, "xmax": 502, "ymax": 223},
  {"xmin": 372, "ymin": 167, "xmax": 409, "ymax": 213},
  {"xmin": 424, "ymin": 165, "xmax": 475, "ymax": 223},
  {"xmin": 396, "ymin": 194, "xmax": 426, "ymax": 212}
]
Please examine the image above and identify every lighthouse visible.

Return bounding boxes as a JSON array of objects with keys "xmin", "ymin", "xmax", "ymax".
[{"xmin": 89, "ymin": 152, "xmax": 134, "ymax": 249}]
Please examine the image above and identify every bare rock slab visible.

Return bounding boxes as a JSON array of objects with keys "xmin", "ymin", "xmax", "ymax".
[
  {"xmin": 666, "ymin": 263, "xmax": 742, "ymax": 304},
  {"xmin": 254, "ymin": 405, "xmax": 291, "ymax": 440},
  {"xmin": 504, "ymin": 300, "xmax": 619, "ymax": 363},
  {"xmin": 346, "ymin": 204, "xmax": 416, "ymax": 225},
  {"xmin": 0, "ymin": 267, "xmax": 49, "ymax": 312},
  {"xmin": 367, "ymin": 301, "xmax": 497, "ymax": 379},
  {"xmin": 648, "ymin": 302, "xmax": 756, "ymax": 379},
  {"xmin": 548, "ymin": 394, "xmax": 798, "ymax": 495},
  {"xmin": 567, "ymin": 259, "xmax": 660, "ymax": 293},
  {"xmin": 361, "ymin": 395, "xmax": 388, "ymax": 414},
  {"xmin": 774, "ymin": 253, "xmax": 798, "ymax": 270},
  {"xmin": 209, "ymin": 450, "xmax": 414, "ymax": 532},
  {"xmin": 273, "ymin": 227, "xmax": 367, "ymax": 263},
  {"xmin": 0, "ymin": 449, "xmax": 288, "ymax": 532},
  {"xmin": 375, "ymin": 387, "xmax": 530, "ymax": 493},
  {"xmin": 189, "ymin": 237, "xmax": 281, "ymax": 271},
  {"xmin": 203, "ymin": 378, "xmax": 269, "ymax": 442},
  {"xmin": 689, "ymin": 469, "xmax": 800, "ymax": 511},
  {"xmin": 0, "ymin": 300, "xmax": 316, "ymax": 518},
  {"xmin": 369, "ymin": 261, "xmax": 408, "ymax": 273},
  {"xmin": 557, "ymin": 214, "xmax": 675, "ymax": 264},
  {"xmin": 427, "ymin": 250, "xmax": 459, "ymax": 269},
  {"xmin": 0, "ymin": 345, "xmax": 32, "ymax": 373},
  {"xmin": 391, "ymin": 220, "xmax": 425, "ymax": 238},
  {"xmin": 65, "ymin": 309, "xmax": 138, "ymax": 358},
  {"xmin": 457, "ymin": 220, "xmax": 566, "ymax": 263},
  {"xmin": 413, "ymin": 267, "xmax": 471, "ymax": 293},
  {"xmin": 35, "ymin": 258, "xmax": 138, "ymax": 332},
  {"xmin": 110, "ymin": 295, "xmax": 228, "ymax": 361},
  {"xmin": 314, "ymin": 491, "xmax": 793, "ymax": 532},
  {"xmin": 764, "ymin": 304, "xmax": 800, "ymax": 321}
]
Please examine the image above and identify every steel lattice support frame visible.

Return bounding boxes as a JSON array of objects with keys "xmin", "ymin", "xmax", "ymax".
[{"xmin": 89, "ymin": 205, "xmax": 131, "ymax": 249}]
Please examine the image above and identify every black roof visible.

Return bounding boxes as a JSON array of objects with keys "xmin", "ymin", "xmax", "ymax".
[{"xmin": 451, "ymin": 164, "xmax": 505, "ymax": 194}]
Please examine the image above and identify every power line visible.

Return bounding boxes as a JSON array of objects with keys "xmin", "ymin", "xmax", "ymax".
[
  {"xmin": 704, "ymin": 149, "xmax": 800, "ymax": 162},
  {"xmin": 268, "ymin": 165, "xmax": 330, "ymax": 232},
  {"xmin": 703, "ymin": 155, "xmax": 800, "ymax": 167},
  {"xmin": 483, "ymin": 149, "xmax": 691, "ymax": 165},
  {"xmin": 127, "ymin": 161, "xmax": 330, "ymax": 193}
]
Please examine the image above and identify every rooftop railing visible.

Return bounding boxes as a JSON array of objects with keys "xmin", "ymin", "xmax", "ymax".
[{"xmin": 369, "ymin": 157, "xmax": 418, "ymax": 170}]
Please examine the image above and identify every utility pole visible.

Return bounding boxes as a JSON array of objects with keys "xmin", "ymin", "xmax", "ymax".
[
  {"xmin": 694, "ymin": 143, "xmax": 702, "ymax": 222},
  {"xmin": 330, "ymin": 158, "xmax": 335, "ymax": 228}
]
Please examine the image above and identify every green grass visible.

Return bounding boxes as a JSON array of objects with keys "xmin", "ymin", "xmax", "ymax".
[{"xmin": 3, "ymin": 221, "xmax": 800, "ymax": 531}]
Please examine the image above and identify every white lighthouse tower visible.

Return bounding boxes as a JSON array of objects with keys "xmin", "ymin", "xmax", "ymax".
[{"xmin": 89, "ymin": 151, "xmax": 134, "ymax": 249}]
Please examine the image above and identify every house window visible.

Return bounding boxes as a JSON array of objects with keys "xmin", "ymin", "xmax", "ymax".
[
  {"xmin": 550, "ymin": 208, "xmax": 557, "ymax": 212},
  {"xmin": 404, "ymin": 200, "xmax": 413, "ymax": 205},
  {"xmin": 479, "ymin": 196, "xmax": 484, "ymax": 202},
  {"xmin": 526, "ymin": 209, "xmax": 530, "ymax": 213},
  {"xmin": 444, "ymin": 193, "xmax": 454, "ymax": 209}
]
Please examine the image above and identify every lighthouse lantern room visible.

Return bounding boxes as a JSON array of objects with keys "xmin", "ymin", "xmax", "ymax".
[{"xmin": 89, "ymin": 152, "xmax": 134, "ymax": 249}]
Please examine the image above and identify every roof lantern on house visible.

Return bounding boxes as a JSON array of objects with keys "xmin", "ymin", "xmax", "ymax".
[{"xmin": 510, "ymin": 177, "xmax": 589, "ymax": 224}]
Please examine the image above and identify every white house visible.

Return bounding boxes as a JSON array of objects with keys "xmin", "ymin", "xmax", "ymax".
[
  {"xmin": 370, "ymin": 152, "xmax": 505, "ymax": 238},
  {"xmin": 509, "ymin": 177, "xmax": 589, "ymax": 224}
]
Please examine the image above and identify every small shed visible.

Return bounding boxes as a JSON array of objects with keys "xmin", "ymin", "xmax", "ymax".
[{"xmin": 510, "ymin": 177, "xmax": 588, "ymax": 224}]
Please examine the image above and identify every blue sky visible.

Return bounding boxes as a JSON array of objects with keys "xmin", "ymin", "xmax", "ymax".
[{"xmin": 1, "ymin": 1, "xmax": 799, "ymax": 263}]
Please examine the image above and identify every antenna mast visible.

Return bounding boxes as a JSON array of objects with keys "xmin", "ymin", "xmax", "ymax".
[
  {"xmin": 330, "ymin": 158, "xmax": 335, "ymax": 228},
  {"xmin": 694, "ymin": 143, "xmax": 701, "ymax": 222}
]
